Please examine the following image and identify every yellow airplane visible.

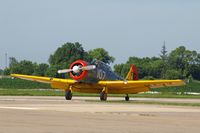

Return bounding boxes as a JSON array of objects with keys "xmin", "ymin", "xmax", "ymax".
[{"xmin": 11, "ymin": 60, "xmax": 185, "ymax": 101}]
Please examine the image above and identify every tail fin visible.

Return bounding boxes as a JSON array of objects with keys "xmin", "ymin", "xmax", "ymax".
[{"xmin": 125, "ymin": 65, "xmax": 139, "ymax": 80}]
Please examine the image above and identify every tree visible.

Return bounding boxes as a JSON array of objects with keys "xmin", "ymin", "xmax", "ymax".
[
  {"xmin": 9, "ymin": 57, "xmax": 21, "ymax": 74},
  {"xmin": 48, "ymin": 42, "xmax": 87, "ymax": 66},
  {"xmin": 114, "ymin": 63, "xmax": 125, "ymax": 77},
  {"xmin": 9, "ymin": 57, "xmax": 18, "ymax": 68},
  {"xmin": 48, "ymin": 42, "xmax": 89, "ymax": 77},
  {"xmin": 9, "ymin": 57, "xmax": 37, "ymax": 75},
  {"xmin": 2, "ymin": 68, "xmax": 10, "ymax": 75},
  {"xmin": 159, "ymin": 43, "xmax": 168, "ymax": 78},
  {"xmin": 126, "ymin": 56, "xmax": 162, "ymax": 79},
  {"xmin": 149, "ymin": 59, "xmax": 163, "ymax": 78},
  {"xmin": 0, "ymin": 69, "xmax": 3, "ymax": 75},
  {"xmin": 114, "ymin": 63, "xmax": 130, "ymax": 78},
  {"xmin": 34, "ymin": 63, "xmax": 49, "ymax": 76},
  {"xmin": 88, "ymin": 48, "xmax": 115, "ymax": 64},
  {"xmin": 45, "ymin": 66, "xmax": 58, "ymax": 77},
  {"xmin": 19, "ymin": 60, "xmax": 35, "ymax": 75},
  {"xmin": 8, "ymin": 57, "xmax": 19, "ymax": 74},
  {"xmin": 164, "ymin": 69, "xmax": 182, "ymax": 79},
  {"xmin": 114, "ymin": 56, "xmax": 168, "ymax": 79},
  {"xmin": 167, "ymin": 46, "xmax": 200, "ymax": 79},
  {"xmin": 160, "ymin": 42, "xmax": 168, "ymax": 61}
]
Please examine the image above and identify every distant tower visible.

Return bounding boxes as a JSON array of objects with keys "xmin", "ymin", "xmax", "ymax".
[{"xmin": 5, "ymin": 53, "xmax": 7, "ymax": 69}]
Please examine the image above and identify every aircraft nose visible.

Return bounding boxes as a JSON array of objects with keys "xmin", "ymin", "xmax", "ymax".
[{"xmin": 72, "ymin": 65, "xmax": 80, "ymax": 73}]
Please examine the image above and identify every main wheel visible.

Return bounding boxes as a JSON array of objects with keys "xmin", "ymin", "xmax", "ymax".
[
  {"xmin": 125, "ymin": 95, "xmax": 129, "ymax": 101},
  {"xmin": 65, "ymin": 90, "xmax": 72, "ymax": 100},
  {"xmin": 100, "ymin": 92, "xmax": 107, "ymax": 101}
]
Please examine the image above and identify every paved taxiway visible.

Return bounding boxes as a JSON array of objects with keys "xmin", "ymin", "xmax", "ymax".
[{"xmin": 0, "ymin": 96, "xmax": 200, "ymax": 133}]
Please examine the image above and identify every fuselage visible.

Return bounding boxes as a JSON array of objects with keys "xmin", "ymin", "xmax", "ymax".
[{"xmin": 71, "ymin": 60, "xmax": 123, "ymax": 83}]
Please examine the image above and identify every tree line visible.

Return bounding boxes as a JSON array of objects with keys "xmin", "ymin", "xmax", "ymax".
[
  {"xmin": 114, "ymin": 45, "xmax": 200, "ymax": 80},
  {"xmin": 2, "ymin": 42, "xmax": 200, "ymax": 80}
]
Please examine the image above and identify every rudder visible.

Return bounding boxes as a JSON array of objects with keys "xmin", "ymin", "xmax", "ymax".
[{"xmin": 125, "ymin": 65, "xmax": 139, "ymax": 80}]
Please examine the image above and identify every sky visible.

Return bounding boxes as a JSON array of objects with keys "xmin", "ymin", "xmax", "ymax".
[{"xmin": 0, "ymin": 0, "xmax": 200, "ymax": 69}]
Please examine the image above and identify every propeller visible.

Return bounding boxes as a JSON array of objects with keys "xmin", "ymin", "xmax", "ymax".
[
  {"xmin": 58, "ymin": 65, "xmax": 96, "ymax": 74},
  {"xmin": 81, "ymin": 65, "xmax": 96, "ymax": 71}
]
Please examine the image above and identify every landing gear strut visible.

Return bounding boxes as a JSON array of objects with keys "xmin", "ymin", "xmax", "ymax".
[
  {"xmin": 125, "ymin": 94, "xmax": 129, "ymax": 101},
  {"xmin": 100, "ymin": 91, "xmax": 107, "ymax": 101},
  {"xmin": 65, "ymin": 90, "xmax": 72, "ymax": 100}
]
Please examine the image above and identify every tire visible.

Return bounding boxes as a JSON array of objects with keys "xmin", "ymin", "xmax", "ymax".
[
  {"xmin": 125, "ymin": 95, "xmax": 129, "ymax": 101},
  {"xmin": 65, "ymin": 90, "xmax": 72, "ymax": 100},
  {"xmin": 100, "ymin": 92, "xmax": 107, "ymax": 101}
]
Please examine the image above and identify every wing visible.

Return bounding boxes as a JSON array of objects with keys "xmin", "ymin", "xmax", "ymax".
[
  {"xmin": 98, "ymin": 80, "xmax": 185, "ymax": 94},
  {"xmin": 11, "ymin": 74, "xmax": 185, "ymax": 94},
  {"xmin": 11, "ymin": 74, "xmax": 76, "ymax": 90}
]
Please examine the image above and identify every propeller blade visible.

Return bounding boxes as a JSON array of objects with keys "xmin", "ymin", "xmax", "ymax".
[
  {"xmin": 57, "ymin": 69, "xmax": 72, "ymax": 74},
  {"xmin": 81, "ymin": 65, "xmax": 96, "ymax": 71}
]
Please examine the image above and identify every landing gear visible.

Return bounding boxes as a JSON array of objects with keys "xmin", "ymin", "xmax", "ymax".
[
  {"xmin": 100, "ymin": 87, "xmax": 108, "ymax": 101},
  {"xmin": 125, "ymin": 94, "xmax": 130, "ymax": 101},
  {"xmin": 65, "ymin": 90, "xmax": 72, "ymax": 100},
  {"xmin": 100, "ymin": 91, "xmax": 107, "ymax": 101}
]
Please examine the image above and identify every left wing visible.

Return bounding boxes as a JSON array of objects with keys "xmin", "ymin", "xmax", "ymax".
[
  {"xmin": 11, "ymin": 74, "xmax": 76, "ymax": 90},
  {"xmin": 98, "ymin": 80, "xmax": 185, "ymax": 94}
]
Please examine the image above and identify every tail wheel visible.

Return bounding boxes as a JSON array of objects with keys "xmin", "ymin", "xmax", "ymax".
[
  {"xmin": 100, "ymin": 92, "xmax": 107, "ymax": 101},
  {"xmin": 65, "ymin": 90, "xmax": 72, "ymax": 100}
]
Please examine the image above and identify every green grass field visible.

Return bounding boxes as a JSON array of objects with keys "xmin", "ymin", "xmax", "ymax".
[{"xmin": 0, "ymin": 77, "xmax": 50, "ymax": 89}]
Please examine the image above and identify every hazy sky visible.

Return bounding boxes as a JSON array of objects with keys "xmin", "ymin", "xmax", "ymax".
[{"xmin": 0, "ymin": 0, "xmax": 200, "ymax": 69}]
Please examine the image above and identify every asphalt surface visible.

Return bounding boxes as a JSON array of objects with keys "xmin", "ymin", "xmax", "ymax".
[{"xmin": 0, "ymin": 96, "xmax": 200, "ymax": 133}]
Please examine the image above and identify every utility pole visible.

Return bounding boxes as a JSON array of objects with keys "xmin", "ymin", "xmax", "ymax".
[{"xmin": 5, "ymin": 53, "xmax": 7, "ymax": 69}]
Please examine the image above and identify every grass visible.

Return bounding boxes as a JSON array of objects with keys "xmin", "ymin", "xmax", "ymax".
[
  {"xmin": 0, "ymin": 89, "xmax": 64, "ymax": 96},
  {"xmin": 0, "ymin": 88, "xmax": 200, "ymax": 99},
  {"xmin": 0, "ymin": 77, "xmax": 50, "ymax": 89}
]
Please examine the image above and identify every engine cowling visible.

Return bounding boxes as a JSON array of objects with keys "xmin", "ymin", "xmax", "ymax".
[{"xmin": 69, "ymin": 60, "xmax": 88, "ymax": 80}]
